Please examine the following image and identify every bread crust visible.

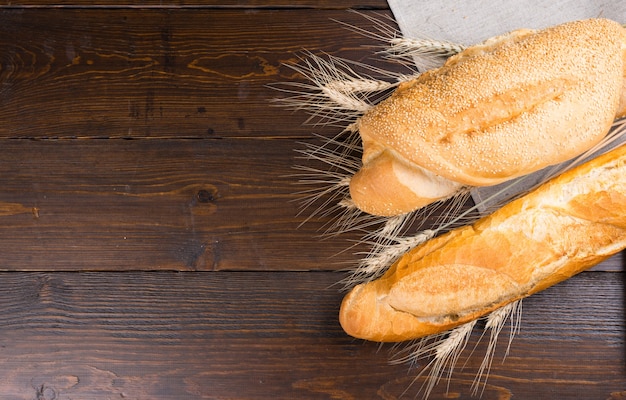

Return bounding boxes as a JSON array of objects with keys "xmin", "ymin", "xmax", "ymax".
[
  {"xmin": 350, "ymin": 19, "xmax": 626, "ymax": 216},
  {"xmin": 340, "ymin": 143, "xmax": 626, "ymax": 342}
]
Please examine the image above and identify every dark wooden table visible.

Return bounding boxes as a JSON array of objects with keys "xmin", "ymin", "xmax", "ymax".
[{"xmin": 0, "ymin": 1, "xmax": 623, "ymax": 399}]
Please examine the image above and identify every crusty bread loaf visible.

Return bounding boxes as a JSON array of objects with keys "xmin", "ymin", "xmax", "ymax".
[
  {"xmin": 350, "ymin": 19, "xmax": 626, "ymax": 216},
  {"xmin": 340, "ymin": 143, "xmax": 626, "ymax": 342}
]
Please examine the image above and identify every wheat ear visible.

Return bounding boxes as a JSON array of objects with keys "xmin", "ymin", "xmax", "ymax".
[
  {"xmin": 388, "ymin": 37, "xmax": 465, "ymax": 59},
  {"xmin": 271, "ymin": 51, "xmax": 406, "ymax": 127},
  {"xmin": 387, "ymin": 300, "xmax": 522, "ymax": 399},
  {"xmin": 471, "ymin": 300, "xmax": 523, "ymax": 396},
  {"xmin": 337, "ymin": 10, "xmax": 464, "ymax": 71},
  {"xmin": 391, "ymin": 321, "xmax": 477, "ymax": 399}
]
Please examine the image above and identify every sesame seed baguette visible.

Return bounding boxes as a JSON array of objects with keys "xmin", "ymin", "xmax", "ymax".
[
  {"xmin": 350, "ymin": 19, "xmax": 626, "ymax": 216},
  {"xmin": 340, "ymin": 143, "xmax": 626, "ymax": 342}
]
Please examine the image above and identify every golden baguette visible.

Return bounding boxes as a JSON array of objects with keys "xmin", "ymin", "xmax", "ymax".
[
  {"xmin": 350, "ymin": 18, "xmax": 626, "ymax": 216},
  {"xmin": 340, "ymin": 143, "xmax": 626, "ymax": 342}
]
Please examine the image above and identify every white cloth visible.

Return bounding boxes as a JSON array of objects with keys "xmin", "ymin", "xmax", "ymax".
[{"xmin": 388, "ymin": 0, "xmax": 625, "ymax": 46}]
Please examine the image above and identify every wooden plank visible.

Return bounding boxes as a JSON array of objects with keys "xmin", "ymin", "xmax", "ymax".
[
  {"xmin": 0, "ymin": 8, "xmax": 400, "ymax": 139},
  {"xmin": 0, "ymin": 138, "xmax": 376, "ymax": 271},
  {"xmin": 0, "ymin": 270, "xmax": 623, "ymax": 399}
]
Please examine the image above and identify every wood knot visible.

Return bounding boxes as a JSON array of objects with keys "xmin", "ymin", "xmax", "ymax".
[
  {"xmin": 197, "ymin": 188, "xmax": 218, "ymax": 203},
  {"xmin": 35, "ymin": 384, "xmax": 57, "ymax": 400}
]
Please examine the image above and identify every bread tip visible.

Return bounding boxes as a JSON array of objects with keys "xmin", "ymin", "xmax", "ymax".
[{"xmin": 338, "ymin": 284, "xmax": 365, "ymax": 339}]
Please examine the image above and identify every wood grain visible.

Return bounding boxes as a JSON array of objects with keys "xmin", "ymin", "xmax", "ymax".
[{"xmin": 0, "ymin": 271, "xmax": 622, "ymax": 399}]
